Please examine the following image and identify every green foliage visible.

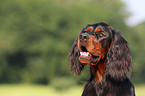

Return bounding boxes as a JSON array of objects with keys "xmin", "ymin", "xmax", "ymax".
[
  {"xmin": 130, "ymin": 22, "xmax": 145, "ymax": 83},
  {"xmin": 0, "ymin": 0, "xmax": 144, "ymax": 84}
]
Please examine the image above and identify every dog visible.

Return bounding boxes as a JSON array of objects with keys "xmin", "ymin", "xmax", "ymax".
[{"xmin": 68, "ymin": 22, "xmax": 135, "ymax": 96}]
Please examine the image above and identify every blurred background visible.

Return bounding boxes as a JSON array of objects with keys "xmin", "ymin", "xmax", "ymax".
[{"xmin": 0, "ymin": 0, "xmax": 145, "ymax": 96}]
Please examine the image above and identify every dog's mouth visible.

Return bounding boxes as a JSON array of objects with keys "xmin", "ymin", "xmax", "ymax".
[{"xmin": 79, "ymin": 46, "xmax": 100, "ymax": 65}]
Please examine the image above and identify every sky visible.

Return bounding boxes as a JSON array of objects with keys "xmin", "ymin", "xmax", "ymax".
[{"xmin": 122, "ymin": 0, "xmax": 145, "ymax": 26}]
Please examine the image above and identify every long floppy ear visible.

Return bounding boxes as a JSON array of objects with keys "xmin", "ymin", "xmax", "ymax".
[
  {"xmin": 106, "ymin": 29, "xmax": 132, "ymax": 81},
  {"xmin": 68, "ymin": 39, "xmax": 84, "ymax": 76}
]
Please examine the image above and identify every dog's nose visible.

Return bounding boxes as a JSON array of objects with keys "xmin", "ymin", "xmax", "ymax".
[{"xmin": 79, "ymin": 34, "xmax": 89, "ymax": 41}]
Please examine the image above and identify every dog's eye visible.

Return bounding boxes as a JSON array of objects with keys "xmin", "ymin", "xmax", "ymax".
[
  {"xmin": 98, "ymin": 32, "xmax": 105, "ymax": 37},
  {"xmin": 83, "ymin": 29, "xmax": 87, "ymax": 33},
  {"xmin": 96, "ymin": 32, "xmax": 105, "ymax": 39}
]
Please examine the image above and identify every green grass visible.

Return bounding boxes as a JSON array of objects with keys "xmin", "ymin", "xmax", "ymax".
[
  {"xmin": 135, "ymin": 84, "xmax": 145, "ymax": 96},
  {"xmin": 0, "ymin": 84, "xmax": 144, "ymax": 96},
  {"xmin": 0, "ymin": 84, "xmax": 82, "ymax": 96}
]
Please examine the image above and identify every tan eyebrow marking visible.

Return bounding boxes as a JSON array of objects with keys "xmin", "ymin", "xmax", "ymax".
[
  {"xmin": 87, "ymin": 26, "xmax": 93, "ymax": 32},
  {"xmin": 95, "ymin": 27, "xmax": 101, "ymax": 33}
]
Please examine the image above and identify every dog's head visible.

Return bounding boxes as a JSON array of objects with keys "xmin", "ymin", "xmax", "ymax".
[
  {"xmin": 69, "ymin": 22, "xmax": 132, "ymax": 81},
  {"xmin": 77, "ymin": 23, "xmax": 111, "ymax": 65}
]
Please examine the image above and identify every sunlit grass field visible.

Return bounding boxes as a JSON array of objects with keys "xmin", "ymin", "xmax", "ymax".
[{"xmin": 0, "ymin": 84, "xmax": 144, "ymax": 96}]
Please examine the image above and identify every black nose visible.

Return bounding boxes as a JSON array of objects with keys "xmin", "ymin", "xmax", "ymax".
[{"xmin": 79, "ymin": 34, "xmax": 90, "ymax": 41}]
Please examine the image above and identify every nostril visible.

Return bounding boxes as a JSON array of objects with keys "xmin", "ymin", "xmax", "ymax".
[
  {"xmin": 79, "ymin": 34, "xmax": 89, "ymax": 41},
  {"xmin": 84, "ymin": 36, "xmax": 87, "ymax": 39},
  {"xmin": 79, "ymin": 34, "xmax": 83, "ymax": 39},
  {"xmin": 83, "ymin": 34, "xmax": 89, "ymax": 41}
]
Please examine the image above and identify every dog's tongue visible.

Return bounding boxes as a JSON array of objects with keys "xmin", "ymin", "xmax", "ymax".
[
  {"xmin": 79, "ymin": 52, "xmax": 91, "ymax": 64},
  {"xmin": 80, "ymin": 52, "xmax": 99, "ymax": 64}
]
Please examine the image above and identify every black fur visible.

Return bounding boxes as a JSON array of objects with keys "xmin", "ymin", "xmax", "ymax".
[
  {"xmin": 68, "ymin": 22, "xmax": 135, "ymax": 96},
  {"xmin": 68, "ymin": 39, "xmax": 84, "ymax": 75}
]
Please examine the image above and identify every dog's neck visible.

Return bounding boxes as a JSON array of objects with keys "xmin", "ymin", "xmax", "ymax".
[{"xmin": 90, "ymin": 58, "xmax": 106, "ymax": 82}]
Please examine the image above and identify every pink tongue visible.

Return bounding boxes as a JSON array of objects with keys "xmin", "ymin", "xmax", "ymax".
[
  {"xmin": 80, "ymin": 52, "xmax": 98, "ymax": 63},
  {"xmin": 79, "ymin": 52, "xmax": 91, "ymax": 60}
]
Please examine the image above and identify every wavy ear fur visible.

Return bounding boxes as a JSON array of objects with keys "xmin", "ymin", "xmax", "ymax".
[
  {"xmin": 68, "ymin": 39, "xmax": 84, "ymax": 75},
  {"xmin": 106, "ymin": 29, "xmax": 132, "ymax": 81}
]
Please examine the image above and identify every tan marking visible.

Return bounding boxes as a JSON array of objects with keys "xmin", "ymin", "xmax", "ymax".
[
  {"xmin": 91, "ymin": 59, "xmax": 106, "ymax": 82},
  {"xmin": 87, "ymin": 26, "xmax": 93, "ymax": 32},
  {"xmin": 95, "ymin": 27, "xmax": 101, "ymax": 33}
]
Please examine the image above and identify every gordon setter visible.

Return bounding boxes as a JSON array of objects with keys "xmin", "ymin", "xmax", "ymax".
[{"xmin": 68, "ymin": 22, "xmax": 135, "ymax": 96}]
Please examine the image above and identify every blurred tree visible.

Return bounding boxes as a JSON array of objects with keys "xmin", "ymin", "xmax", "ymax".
[{"xmin": 131, "ymin": 22, "xmax": 145, "ymax": 83}]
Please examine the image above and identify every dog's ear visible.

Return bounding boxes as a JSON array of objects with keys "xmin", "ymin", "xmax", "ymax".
[
  {"xmin": 106, "ymin": 28, "xmax": 132, "ymax": 81},
  {"xmin": 68, "ymin": 39, "xmax": 84, "ymax": 76}
]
